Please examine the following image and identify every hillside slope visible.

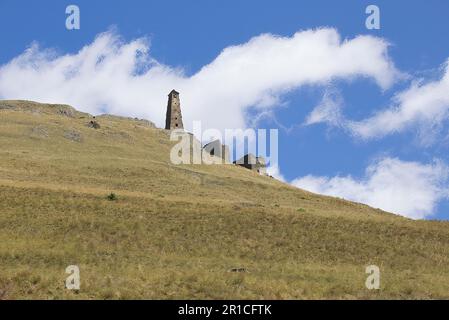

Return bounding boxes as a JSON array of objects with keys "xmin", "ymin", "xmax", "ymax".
[{"xmin": 1, "ymin": 100, "xmax": 449, "ymax": 299}]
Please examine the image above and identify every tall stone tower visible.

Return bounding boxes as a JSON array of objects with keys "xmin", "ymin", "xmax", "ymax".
[{"xmin": 165, "ymin": 89, "xmax": 184, "ymax": 130}]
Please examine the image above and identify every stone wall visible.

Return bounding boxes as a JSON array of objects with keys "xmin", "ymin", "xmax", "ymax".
[{"xmin": 165, "ymin": 90, "xmax": 184, "ymax": 130}]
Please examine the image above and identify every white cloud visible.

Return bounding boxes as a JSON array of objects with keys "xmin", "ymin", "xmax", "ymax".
[
  {"xmin": 291, "ymin": 157, "xmax": 449, "ymax": 219},
  {"xmin": 349, "ymin": 60, "xmax": 449, "ymax": 140},
  {"xmin": 305, "ymin": 88, "xmax": 344, "ymax": 126},
  {"xmin": 0, "ymin": 28, "xmax": 400, "ymax": 133},
  {"xmin": 306, "ymin": 59, "xmax": 449, "ymax": 142}
]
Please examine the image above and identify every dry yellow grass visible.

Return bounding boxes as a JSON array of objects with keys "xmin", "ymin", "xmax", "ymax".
[{"xmin": 1, "ymin": 100, "xmax": 449, "ymax": 299}]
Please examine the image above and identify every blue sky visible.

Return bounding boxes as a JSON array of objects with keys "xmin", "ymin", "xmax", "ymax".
[{"xmin": 1, "ymin": 0, "xmax": 449, "ymax": 219}]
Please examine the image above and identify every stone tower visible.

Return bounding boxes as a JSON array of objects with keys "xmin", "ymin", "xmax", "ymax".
[{"xmin": 165, "ymin": 89, "xmax": 184, "ymax": 130}]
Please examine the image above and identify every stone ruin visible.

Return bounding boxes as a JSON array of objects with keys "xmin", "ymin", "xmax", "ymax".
[
  {"xmin": 202, "ymin": 139, "xmax": 231, "ymax": 164},
  {"xmin": 165, "ymin": 89, "xmax": 184, "ymax": 130},
  {"xmin": 233, "ymin": 153, "xmax": 267, "ymax": 175},
  {"xmin": 87, "ymin": 120, "xmax": 101, "ymax": 129},
  {"xmin": 164, "ymin": 90, "xmax": 267, "ymax": 175}
]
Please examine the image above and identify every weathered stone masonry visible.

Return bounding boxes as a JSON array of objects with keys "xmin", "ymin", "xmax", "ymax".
[
  {"xmin": 164, "ymin": 90, "xmax": 267, "ymax": 175},
  {"xmin": 165, "ymin": 89, "xmax": 184, "ymax": 130}
]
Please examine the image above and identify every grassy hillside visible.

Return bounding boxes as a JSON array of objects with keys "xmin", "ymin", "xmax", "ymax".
[{"xmin": 1, "ymin": 100, "xmax": 449, "ymax": 299}]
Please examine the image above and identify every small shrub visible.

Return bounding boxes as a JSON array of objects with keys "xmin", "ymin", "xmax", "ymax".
[
  {"xmin": 297, "ymin": 208, "xmax": 306, "ymax": 213},
  {"xmin": 107, "ymin": 193, "xmax": 118, "ymax": 201}
]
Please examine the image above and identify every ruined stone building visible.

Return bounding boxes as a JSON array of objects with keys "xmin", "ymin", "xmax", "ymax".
[
  {"xmin": 234, "ymin": 153, "xmax": 267, "ymax": 175},
  {"xmin": 203, "ymin": 139, "xmax": 230, "ymax": 164},
  {"xmin": 165, "ymin": 89, "xmax": 184, "ymax": 130},
  {"xmin": 164, "ymin": 89, "xmax": 267, "ymax": 175}
]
